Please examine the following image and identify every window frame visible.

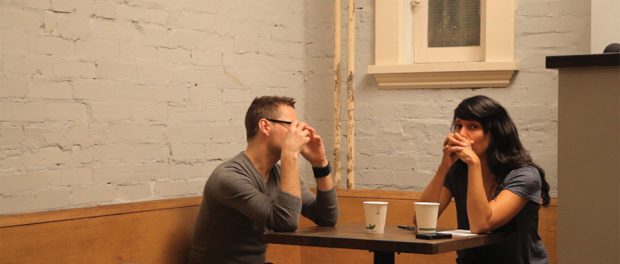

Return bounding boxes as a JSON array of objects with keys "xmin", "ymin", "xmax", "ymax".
[{"xmin": 368, "ymin": 0, "xmax": 518, "ymax": 89}]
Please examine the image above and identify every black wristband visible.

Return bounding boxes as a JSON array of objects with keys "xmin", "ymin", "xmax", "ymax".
[{"xmin": 312, "ymin": 162, "xmax": 332, "ymax": 178}]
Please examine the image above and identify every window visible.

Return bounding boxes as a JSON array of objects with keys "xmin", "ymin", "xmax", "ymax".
[{"xmin": 368, "ymin": 0, "xmax": 518, "ymax": 89}]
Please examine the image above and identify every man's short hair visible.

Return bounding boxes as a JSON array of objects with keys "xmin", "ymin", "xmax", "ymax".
[{"xmin": 244, "ymin": 96, "xmax": 296, "ymax": 140}]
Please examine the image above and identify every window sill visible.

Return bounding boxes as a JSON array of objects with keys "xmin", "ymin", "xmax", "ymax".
[{"xmin": 367, "ymin": 61, "xmax": 519, "ymax": 89}]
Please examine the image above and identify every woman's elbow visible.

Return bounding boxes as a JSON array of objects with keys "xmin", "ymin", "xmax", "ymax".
[{"xmin": 469, "ymin": 224, "xmax": 492, "ymax": 234}]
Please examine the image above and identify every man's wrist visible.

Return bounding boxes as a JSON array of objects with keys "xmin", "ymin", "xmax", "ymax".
[
  {"xmin": 281, "ymin": 151, "xmax": 299, "ymax": 161},
  {"xmin": 311, "ymin": 158, "xmax": 329, "ymax": 168},
  {"xmin": 312, "ymin": 161, "xmax": 331, "ymax": 178}
]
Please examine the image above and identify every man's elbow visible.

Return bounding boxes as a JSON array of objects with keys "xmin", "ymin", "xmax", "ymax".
[
  {"xmin": 316, "ymin": 216, "xmax": 337, "ymax": 227},
  {"xmin": 271, "ymin": 218, "xmax": 299, "ymax": 232}
]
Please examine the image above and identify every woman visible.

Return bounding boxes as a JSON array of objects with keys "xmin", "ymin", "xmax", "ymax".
[{"xmin": 417, "ymin": 95, "xmax": 550, "ymax": 264}]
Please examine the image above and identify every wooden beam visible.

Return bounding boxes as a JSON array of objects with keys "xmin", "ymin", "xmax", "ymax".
[
  {"xmin": 346, "ymin": 0, "xmax": 356, "ymax": 189},
  {"xmin": 333, "ymin": 0, "xmax": 343, "ymax": 186}
]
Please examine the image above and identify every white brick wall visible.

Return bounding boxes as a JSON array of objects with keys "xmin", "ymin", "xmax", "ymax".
[
  {"xmin": 1, "ymin": 0, "xmax": 585, "ymax": 214},
  {"xmin": 304, "ymin": 0, "xmax": 590, "ymax": 194},
  {"xmin": 1, "ymin": 0, "xmax": 306, "ymax": 214}
]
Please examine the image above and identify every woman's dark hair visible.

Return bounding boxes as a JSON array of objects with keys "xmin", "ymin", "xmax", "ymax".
[{"xmin": 450, "ymin": 95, "xmax": 551, "ymax": 206}]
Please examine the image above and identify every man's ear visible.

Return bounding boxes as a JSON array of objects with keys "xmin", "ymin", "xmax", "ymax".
[{"xmin": 258, "ymin": 119, "xmax": 271, "ymax": 137}]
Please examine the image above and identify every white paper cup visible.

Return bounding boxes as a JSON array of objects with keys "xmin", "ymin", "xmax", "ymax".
[
  {"xmin": 363, "ymin": 201, "xmax": 388, "ymax": 233},
  {"xmin": 414, "ymin": 202, "xmax": 439, "ymax": 234}
]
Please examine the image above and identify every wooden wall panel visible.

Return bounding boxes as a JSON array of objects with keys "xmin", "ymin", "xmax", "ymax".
[
  {"xmin": 0, "ymin": 206, "xmax": 198, "ymax": 264},
  {"xmin": 0, "ymin": 190, "xmax": 556, "ymax": 264}
]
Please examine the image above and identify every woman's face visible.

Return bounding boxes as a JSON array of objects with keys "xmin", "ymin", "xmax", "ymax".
[{"xmin": 453, "ymin": 118, "xmax": 491, "ymax": 157}]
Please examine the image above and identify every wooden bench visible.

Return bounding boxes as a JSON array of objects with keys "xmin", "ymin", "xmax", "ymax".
[{"xmin": 0, "ymin": 190, "xmax": 557, "ymax": 264}]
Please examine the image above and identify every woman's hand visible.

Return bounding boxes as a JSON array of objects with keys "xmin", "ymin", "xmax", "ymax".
[
  {"xmin": 445, "ymin": 133, "xmax": 480, "ymax": 166},
  {"xmin": 440, "ymin": 136, "xmax": 459, "ymax": 167}
]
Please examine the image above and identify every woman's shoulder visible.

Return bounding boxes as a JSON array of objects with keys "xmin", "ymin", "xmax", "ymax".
[
  {"xmin": 507, "ymin": 165, "xmax": 539, "ymax": 177},
  {"xmin": 501, "ymin": 165, "xmax": 543, "ymax": 204},
  {"xmin": 503, "ymin": 165, "xmax": 542, "ymax": 188}
]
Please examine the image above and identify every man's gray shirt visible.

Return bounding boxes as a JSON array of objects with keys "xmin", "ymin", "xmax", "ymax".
[{"xmin": 187, "ymin": 152, "xmax": 338, "ymax": 264}]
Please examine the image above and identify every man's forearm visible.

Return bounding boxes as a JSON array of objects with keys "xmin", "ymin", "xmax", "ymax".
[
  {"xmin": 280, "ymin": 152, "xmax": 302, "ymax": 198},
  {"xmin": 316, "ymin": 173, "xmax": 334, "ymax": 191}
]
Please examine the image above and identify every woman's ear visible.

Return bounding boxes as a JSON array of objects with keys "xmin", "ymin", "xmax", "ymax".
[{"xmin": 258, "ymin": 119, "xmax": 271, "ymax": 137}]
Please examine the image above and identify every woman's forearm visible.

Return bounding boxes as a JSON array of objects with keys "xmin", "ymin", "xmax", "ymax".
[
  {"xmin": 466, "ymin": 162, "xmax": 493, "ymax": 233},
  {"xmin": 420, "ymin": 162, "xmax": 451, "ymax": 202}
]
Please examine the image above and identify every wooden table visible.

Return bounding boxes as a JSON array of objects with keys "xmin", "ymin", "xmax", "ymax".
[{"xmin": 263, "ymin": 224, "xmax": 504, "ymax": 264}]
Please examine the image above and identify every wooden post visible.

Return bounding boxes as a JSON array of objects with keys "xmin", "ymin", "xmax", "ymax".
[
  {"xmin": 333, "ymin": 0, "xmax": 343, "ymax": 186},
  {"xmin": 346, "ymin": 0, "xmax": 355, "ymax": 189}
]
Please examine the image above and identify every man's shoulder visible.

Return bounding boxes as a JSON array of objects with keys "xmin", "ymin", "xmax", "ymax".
[{"xmin": 207, "ymin": 152, "xmax": 255, "ymax": 185}]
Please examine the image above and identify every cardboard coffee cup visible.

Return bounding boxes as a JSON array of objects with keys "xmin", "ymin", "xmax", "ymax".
[
  {"xmin": 414, "ymin": 202, "xmax": 439, "ymax": 234},
  {"xmin": 363, "ymin": 201, "xmax": 388, "ymax": 233}
]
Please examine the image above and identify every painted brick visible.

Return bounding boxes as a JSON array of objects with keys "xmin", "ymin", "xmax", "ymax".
[
  {"xmin": 92, "ymin": 143, "xmax": 169, "ymax": 161},
  {"xmin": 156, "ymin": 47, "xmax": 192, "ymax": 65},
  {"xmin": 46, "ymin": 168, "xmax": 93, "ymax": 187},
  {"xmin": 114, "ymin": 184, "xmax": 152, "ymax": 201},
  {"xmin": 0, "ymin": 171, "xmax": 48, "ymax": 193},
  {"xmin": 153, "ymin": 180, "xmax": 189, "ymax": 197},
  {"xmin": 130, "ymin": 103, "xmax": 168, "ymax": 121},
  {"xmin": 2, "ymin": 54, "xmax": 53, "ymax": 76},
  {"xmin": 50, "ymin": 0, "xmax": 93, "ymax": 14},
  {"xmin": 17, "ymin": 0, "xmax": 50, "ymax": 10},
  {"xmin": 72, "ymin": 79, "xmax": 119, "ymax": 100},
  {"xmin": 75, "ymin": 39, "xmax": 120, "ymax": 60},
  {"xmin": 71, "ymin": 183, "xmax": 115, "ymax": 205},
  {"xmin": 92, "ymin": 1, "xmax": 116, "ymax": 19},
  {"xmin": 116, "ymin": 5, "xmax": 168, "ymax": 25},
  {"xmin": 118, "ymin": 43, "xmax": 158, "ymax": 62},
  {"xmin": 22, "ymin": 146, "xmax": 71, "ymax": 166},
  {"xmin": 189, "ymin": 50, "xmax": 221, "ymax": 66},
  {"xmin": 90, "ymin": 100, "xmax": 133, "ymax": 122},
  {"xmin": 0, "ymin": 7, "xmax": 42, "ymax": 32},
  {"xmin": 130, "ymin": 23, "xmax": 170, "ymax": 47},
  {"xmin": 30, "ymin": 36, "xmax": 76, "ymax": 57},
  {"xmin": 0, "ymin": 75, "xmax": 29, "ymax": 98},
  {"xmin": 95, "ymin": 60, "xmax": 138, "ymax": 80},
  {"xmin": 186, "ymin": 178, "xmax": 207, "ymax": 195},
  {"xmin": 170, "ymin": 29, "xmax": 230, "ymax": 50},
  {"xmin": 166, "ymin": 125, "xmax": 211, "ymax": 143},
  {"xmin": 27, "ymin": 80, "xmax": 73, "ymax": 99},
  {"xmin": 0, "ymin": 31, "xmax": 34, "ymax": 54},
  {"xmin": 46, "ymin": 102, "xmax": 89, "ymax": 121},
  {"xmin": 170, "ymin": 143, "xmax": 205, "ymax": 161},
  {"xmin": 31, "ymin": 188, "xmax": 71, "ymax": 211},
  {"xmin": 0, "ymin": 194, "xmax": 36, "ymax": 214},
  {"xmin": 90, "ymin": 19, "xmax": 132, "ymax": 41},
  {"xmin": 0, "ymin": 103, "xmax": 47, "ymax": 122},
  {"xmin": 0, "ymin": 124, "xmax": 23, "ymax": 146},
  {"xmin": 40, "ymin": 124, "xmax": 92, "ymax": 148},
  {"xmin": 106, "ymin": 123, "xmax": 166, "ymax": 143},
  {"xmin": 136, "ymin": 62, "xmax": 174, "ymax": 84},
  {"xmin": 44, "ymin": 13, "xmax": 91, "ymax": 40}
]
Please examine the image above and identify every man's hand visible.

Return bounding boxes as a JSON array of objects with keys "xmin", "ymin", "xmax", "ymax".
[
  {"xmin": 281, "ymin": 121, "xmax": 311, "ymax": 158},
  {"xmin": 300, "ymin": 125, "xmax": 328, "ymax": 167}
]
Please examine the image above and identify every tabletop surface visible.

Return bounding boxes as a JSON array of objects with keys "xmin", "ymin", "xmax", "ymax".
[{"xmin": 263, "ymin": 224, "xmax": 504, "ymax": 254}]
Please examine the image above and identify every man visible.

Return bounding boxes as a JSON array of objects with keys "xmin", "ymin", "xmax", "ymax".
[{"xmin": 187, "ymin": 96, "xmax": 338, "ymax": 264}]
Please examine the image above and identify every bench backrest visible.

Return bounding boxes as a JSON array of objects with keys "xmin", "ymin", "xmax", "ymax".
[{"xmin": 0, "ymin": 190, "xmax": 557, "ymax": 264}]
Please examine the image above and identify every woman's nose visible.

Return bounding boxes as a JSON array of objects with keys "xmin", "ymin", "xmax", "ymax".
[{"xmin": 456, "ymin": 129, "xmax": 469, "ymax": 139}]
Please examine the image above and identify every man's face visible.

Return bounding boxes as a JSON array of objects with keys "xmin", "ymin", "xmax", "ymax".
[{"xmin": 265, "ymin": 105, "xmax": 298, "ymax": 153}]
